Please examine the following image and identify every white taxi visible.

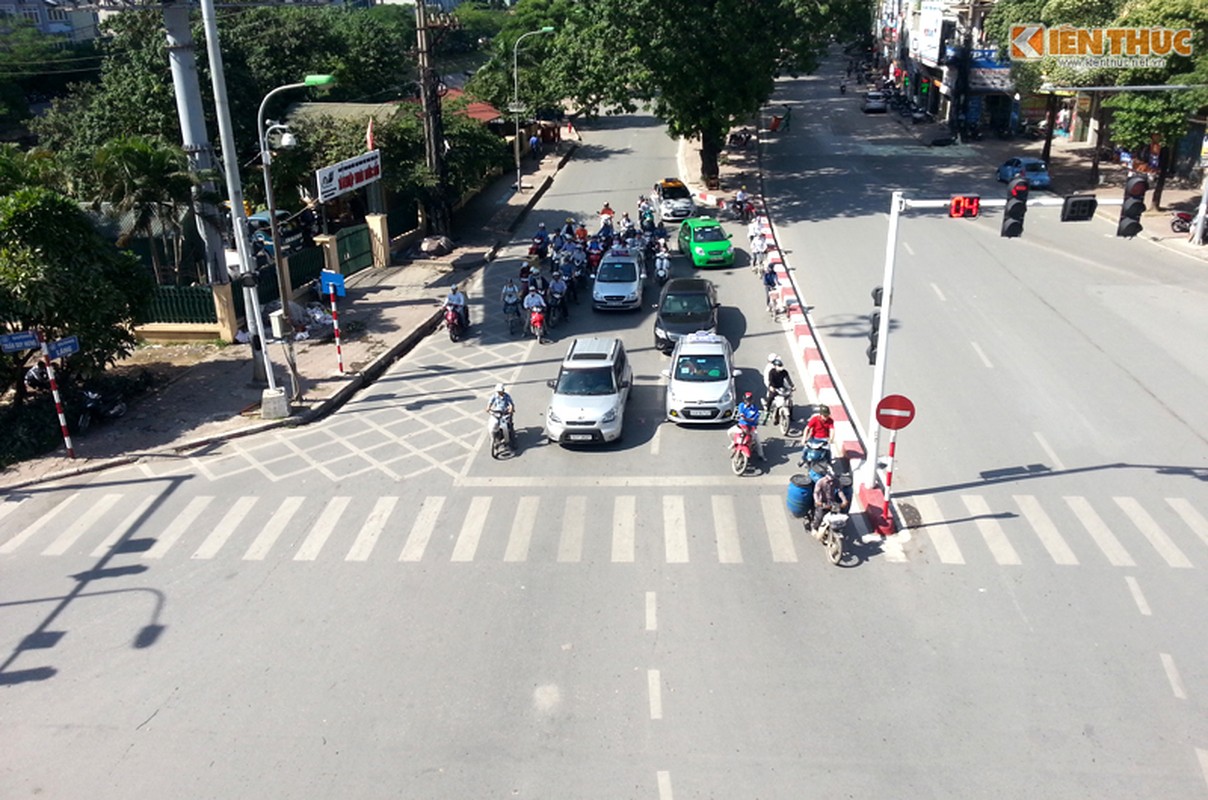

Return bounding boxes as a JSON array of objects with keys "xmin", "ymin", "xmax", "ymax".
[{"xmin": 660, "ymin": 331, "xmax": 742, "ymax": 424}]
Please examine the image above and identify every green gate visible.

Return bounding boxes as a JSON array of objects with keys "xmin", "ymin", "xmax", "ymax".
[{"xmin": 336, "ymin": 224, "xmax": 374, "ymax": 276}]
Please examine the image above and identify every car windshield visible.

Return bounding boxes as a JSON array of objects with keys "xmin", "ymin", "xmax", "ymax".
[
  {"xmin": 1022, "ymin": 160, "xmax": 1048, "ymax": 173},
  {"xmin": 662, "ymin": 183, "xmax": 691, "ymax": 200},
  {"xmin": 555, "ymin": 367, "xmax": 616, "ymax": 396},
  {"xmin": 661, "ymin": 294, "xmax": 713, "ymax": 317},
  {"xmin": 693, "ymin": 226, "xmax": 726, "ymax": 243},
  {"xmin": 867, "ymin": 92, "xmax": 885, "ymax": 100},
  {"xmin": 674, "ymin": 354, "xmax": 727, "ymax": 382},
  {"xmin": 597, "ymin": 262, "xmax": 638, "ymax": 282}
]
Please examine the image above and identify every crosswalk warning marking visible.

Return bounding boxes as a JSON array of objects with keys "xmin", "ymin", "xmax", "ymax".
[
  {"xmin": 961, "ymin": 495, "xmax": 1021, "ymax": 565},
  {"xmin": 294, "ymin": 496, "xmax": 351, "ymax": 561},
  {"xmin": 1, "ymin": 492, "xmax": 80, "ymax": 555},
  {"xmin": 1064, "ymin": 496, "xmax": 1134, "ymax": 567},
  {"xmin": 612, "ymin": 496, "xmax": 636, "ymax": 563},
  {"xmin": 557, "ymin": 496, "xmax": 585, "ymax": 563},
  {"xmin": 910, "ymin": 494, "xmax": 965, "ymax": 564},
  {"xmin": 1166, "ymin": 498, "xmax": 1208, "ymax": 550},
  {"xmin": 345, "ymin": 496, "xmax": 398, "ymax": 562},
  {"xmin": 143, "ymin": 496, "xmax": 214, "ymax": 559},
  {"xmin": 761, "ymin": 494, "xmax": 798, "ymax": 563},
  {"xmin": 664, "ymin": 495, "xmax": 689, "ymax": 563},
  {"xmin": 400, "ymin": 496, "xmax": 445, "ymax": 562},
  {"xmin": 712, "ymin": 495, "xmax": 743, "ymax": 564},
  {"xmin": 42, "ymin": 493, "xmax": 122, "ymax": 556},
  {"xmin": 503, "ymin": 496, "xmax": 539, "ymax": 562},
  {"xmin": 1012, "ymin": 495, "xmax": 1078, "ymax": 565},
  {"xmin": 451, "ymin": 496, "xmax": 491, "ymax": 562},
  {"xmin": 192, "ymin": 496, "xmax": 258, "ymax": 560},
  {"xmin": 1114, "ymin": 497, "xmax": 1192, "ymax": 569},
  {"xmin": 244, "ymin": 497, "xmax": 305, "ymax": 560},
  {"xmin": 92, "ymin": 496, "xmax": 155, "ymax": 557},
  {"xmin": 0, "ymin": 497, "xmax": 27, "ymax": 527}
]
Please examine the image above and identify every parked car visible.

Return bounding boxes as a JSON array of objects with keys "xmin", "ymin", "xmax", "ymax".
[
  {"xmin": 247, "ymin": 210, "xmax": 304, "ymax": 257},
  {"xmin": 545, "ymin": 337, "xmax": 633, "ymax": 445},
  {"xmin": 652, "ymin": 278, "xmax": 720, "ymax": 354},
  {"xmin": 677, "ymin": 217, "xmax": 734, "ymax": 268},
  {"xmin": 652, "ymin": 177, "xmax": 696, "ymax": 223},
  {"xmin": 661, "ymin": 331, "xmax": 741, "ymax": 424},
  {"xmin": 591, "ymin": 247, "xmax": 646, "ymax": 311},
  {"xmin": 862, "ymin": 91, "xmax": 888, "ymax": 113},
  {"xmin": 996, "ymin": 157, "xmax": 1052, "ymax": 189}
]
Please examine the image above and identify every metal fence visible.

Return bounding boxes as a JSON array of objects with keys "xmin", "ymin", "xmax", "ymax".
[
  {"xmin": 137, "ymin": 285, "xmax": 218, "ymax": 324},
  {"xmin": 289, "ymin": 246, "xmax": 326, "ymax": 290},
  {"xmin": 337, "ymin": 224, "xmax": 374, "ymax": 276}
]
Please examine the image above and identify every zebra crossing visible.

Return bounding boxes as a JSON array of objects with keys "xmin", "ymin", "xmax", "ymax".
[
  {"xmin": 906, "ymin": 493, "xmax": 1208, "ymax": 569},
  {"xmin": 2, "ymin": 489, "xmax": 1206, "ymax": 569}
]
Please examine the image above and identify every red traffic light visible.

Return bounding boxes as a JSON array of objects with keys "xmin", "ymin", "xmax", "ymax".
[
  {"xmin": 1008, "ymin": 177, "xmax": 1030, "ymax": 200},
  {"xmin": 1117, "ymin": 174, "xmax": 1149, "ymax": 238},
  {"xmin": 1124, "ymin": 174, "xmax": 1150, "ymax": 197}
]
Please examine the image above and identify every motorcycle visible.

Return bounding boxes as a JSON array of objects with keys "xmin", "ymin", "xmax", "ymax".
[
  {"xmin": 488, "ymin": 410, "xmax": 514, "ymax": 459},
  {"xmin": 814, "ymin": 506, "xmax": 848, "ymax": 565},
  {"xmin": 654, "ymin": 250, "xmax": 670, "ymax": 285},
  {"xmin": 800, "ymin": 437, "xmax": 832, "ymax": 470},
  {"xmin": 527, "ymin": 307, "xmax": 547, "ymax": 343},
  {"xmin": 768, "ymin": 386, "xmax": 794, "ymax": 435},
  {"xmin": 548, "ymin": 290, "xmax": 567, "ymax": 329},
  {"xmin": 504, "ymin": 299, "xmax": 521, "ymax": 336},
  {"xmin": 727, "ymin": 422, "xmax": 757, "ymax": 476},
  {"xmin": 1171, "ymin": 210, "xmax": 1193, "ymax": 233},
  {"xmin": 444, "ymin": 303, "xmax": 466, "ymax": 342},
  {"xmin": 586, "ymin": 248, "xmax": 603, "ymax": 277},
  {"xmin": 77, "ymin": 388, "xmax": 128, "ymax": 433}
]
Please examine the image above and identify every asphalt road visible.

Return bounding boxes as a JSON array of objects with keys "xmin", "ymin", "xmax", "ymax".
[{"xmin": 2, "ymin": 93, "xmax": 1207, "ymax": 797}]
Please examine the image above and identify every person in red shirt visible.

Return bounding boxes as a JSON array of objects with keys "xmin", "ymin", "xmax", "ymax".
[{"xmin": 799, "ymin": 405, "xmax": 835, "ymax": 467}]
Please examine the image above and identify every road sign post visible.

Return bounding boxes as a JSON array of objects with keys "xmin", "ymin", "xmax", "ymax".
[
  {"xmin": 38, "ymin": 331, "xmax": 75, "ymax": 459},
  {"xmin": 320, "ymin": 270, "xmax": 346, "ymax": 374},
  {"xmin": 874, "ymin": 394, "xmax": 915, "ymax": 534}
]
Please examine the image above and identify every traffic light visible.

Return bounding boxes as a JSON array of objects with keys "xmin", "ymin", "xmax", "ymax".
[
  {"xmin": 1000, "ymin": 177, "xmax": 1029, "ymax": 238},
  {"xmin": 1116, "ymin": 174, "xmax": 1149, "ymax": 238},
  {"xmin": 1060, "ymin": 194, "xmax": 1098, "ymax": 222},
  {"xmin": 867, "ymin": 310, "xmax": 881, "ymax": 365}
]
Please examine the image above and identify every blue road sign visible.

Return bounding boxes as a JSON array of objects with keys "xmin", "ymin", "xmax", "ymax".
[
  {"xmin": 319, "ymin": 270, "xmax": 346, "ymax": 298},
  {"xmin": 0, "ymin": 330, "xmax": 39, "ymax": 354},
  {"xmin": 48, "ymin": 335, "xmax": 80, "ymax": 359}
]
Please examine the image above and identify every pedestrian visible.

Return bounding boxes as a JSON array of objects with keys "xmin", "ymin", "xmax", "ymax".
[
  {"xmin": 529, "ymin": 132, "xmax": 541, "ymax": 159},
  {"xmin": 751, "ymin": 232, "xmax": 768, "ymax": 270},
  {"xmin": 782, "ymin": 104, "xmax": 792, "ymax": 132}
]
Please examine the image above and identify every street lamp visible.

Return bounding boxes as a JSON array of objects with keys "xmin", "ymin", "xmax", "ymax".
[
  {"xmin": 511, "ymin": 26, "xmax": 554, "ymax": 192},
  {"xmin": 257, "ymin": 74, "xmax": 336, "ymax": 330}
]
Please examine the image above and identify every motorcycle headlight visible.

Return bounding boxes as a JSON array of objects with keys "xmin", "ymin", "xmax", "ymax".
[
  {"xmin": 548, "ymin": 409, "xmax": 562, "ymax": 424},
  {"xmin": 601, "ymin": 408, "xmax": 617, "ymax": 424}
]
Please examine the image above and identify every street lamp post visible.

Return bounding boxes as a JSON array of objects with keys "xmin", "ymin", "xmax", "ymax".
[{"xmin": 512, "ymin": 26, "xmax": 554, "ymax": 192}]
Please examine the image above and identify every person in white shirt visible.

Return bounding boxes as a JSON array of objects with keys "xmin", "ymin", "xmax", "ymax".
[{"xmin": 445, "ymin": 284, "xmax": 468, "ymax": 328}]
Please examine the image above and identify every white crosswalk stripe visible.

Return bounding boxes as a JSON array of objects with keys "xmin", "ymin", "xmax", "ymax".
[
  {"xmin": 42, "ymin": 494, "xmax": 122, "ymax": 556},
  {"xmin": 557, "ymin": 496, "xmax": 585, "ymax": 563},
  {"xmin": 1167, "ymin": 498, "xmax": 1208, "ymax": 549},
  {"xmin": 92, "ymin": 496, "xmax": 156, "ymax": 557},
  {"xmin": 1113, "ymin": 497, "xmax": 1192, "ymax": 568},
  {"xmin": 909, "ymin": 494, "xmax": 965, "ymax": 564},
  {"xmin": 294, "ymin": 496, "xmax": 351, "ymax": 561},
  {"xmin": 1012, "ymin": 495, "xmax": 1078, "ymax": 566},
  {"xmin": 143, "ymin": 496, "xmax": 213, "ymax": 559},
  {"xmin": 961, "ymin": 495, "xmax": 1021, "ymax": 565},
  {"xmin": 663, "ymin": 495, "xmax": 689, "ymax": 564},
  {"xmin": 503, "ymin": 496, "xmax": 539, "ymax": 562},
  {"xmin": 1064, "ymin": 496, "xmax": 1135, "ymax": 567},
  {"xmin": 1, "ymin": 492, "xmax": 80, "ymax": 555},
  {"xmin": 612, "ymin": 495, "xmax": 636, "ymax": 563},
  {"xmin": 451, "ymin": 496, "xmax": 491, "ymax": 562},
  {"xmin": 712, "ymin": 495, "xmax": 743, "ymax": 564},
  {"xmin": 345, "ymin": 496, "xmax": 398, "ymax": 562},
  {"xmin": 761, "ymin": 494, "xmax": 798, "ymax": 563},
  {"xmin": 244, "ymin": 497, "xmax": 305, "ymax": 560},
  {"xmin": 193, "ymin": 496, "xmax": 258, "ymax": 560},
  {"xmin": 400, "ymin": 496, "xmax": 444, "ymax": 562}
]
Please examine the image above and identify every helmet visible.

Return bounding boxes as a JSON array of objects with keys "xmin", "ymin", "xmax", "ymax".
[
  {"xmin": 566, "ymin": 217, "xmax": 574, "ymax": 223},
  {"xmin": 767, "ymin": 353, "xmax": 779, "ymax": 363},
  {"xmin": 743, "ymin": 391, "xmax": 753, "ymax": 400},
  {"xmin": 819, "ymin": 404, "xmax": 831, "ymax": 416},
  {"xmin": 772, "ymin": 358, "xmax": 783, "ymax": 367},
  {"xmin": 538, "ymin": 222, "xmax": 546, "ymax": 228},
  {"xmin": 495, "ymin": 383, "xmax": 505, "ymax": 393},
  {"xmin": 553, "ymin": 271, "xmax": 562, "ymax": 278}
]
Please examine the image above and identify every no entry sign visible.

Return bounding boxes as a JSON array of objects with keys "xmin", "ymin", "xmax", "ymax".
[{"xmin": 876, "ymin": 394, "xmax": 915, "ymax": 430}]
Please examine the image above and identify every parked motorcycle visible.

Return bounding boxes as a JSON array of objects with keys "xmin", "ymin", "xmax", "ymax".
[
  {"xmin": 1171, "ymin": 210, "xmax": 1193, "ymax": 233},
  {"xmin": 728, "ymin": 422, "xmax": 757, "ymax": 476},
  {"xmin": 76, "ymin": 388, "xmax": 128, "ymax": 433}
]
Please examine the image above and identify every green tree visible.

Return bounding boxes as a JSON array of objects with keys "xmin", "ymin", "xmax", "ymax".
[
  {"xmin": 0, "ymin": 17, "xmax": 100, "ymax": 127},
  {"xmin": 0, "ymin": 187, "xmax": 154, "ymax": 400}
]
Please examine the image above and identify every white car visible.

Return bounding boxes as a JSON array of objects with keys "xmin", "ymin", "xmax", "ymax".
[
  {"xmin": 545, "ymin": 337, "xmax": 633, "ymax": 444},
  {"xmin": 592, "ymin": 248, "xmax": 646, "ymax": 311},
  {"xmin": 862, "ymin": 91, "xmax": 888, "ymax": 113},
  {"xmin": 661, "ymin": 331, "xmax": 741, "ymax": 424},
  {"xmin": 652, "ymin": 177, "xmax": 696, "ymax": 223}
]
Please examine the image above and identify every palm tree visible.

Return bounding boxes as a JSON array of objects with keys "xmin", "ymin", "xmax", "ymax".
[{"xmin": 91, "ymin": 136, "xmax": 198, "ymax": 285}]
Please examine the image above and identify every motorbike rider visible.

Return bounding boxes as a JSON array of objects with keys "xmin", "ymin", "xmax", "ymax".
[
  {"xmin": 810, "ymin": 465, "xmax": 850, "ymax": 537},
  {"xmin": 735, "ymin": 392, "xmax": 765, "ymax": 460},
  {"xmin": 501, "ymin": 278, "xmax": 521, "ymax": 317},
  {"xmin": 735, "ymin": 186, "xmax": 750, "ymax": 221},
  {"xmin": 549, "ymin": 271, "xmax": 570, "ymax": 317},
  {"xmin": 751, "ymin": 231, "xmax": 768, "ymax": 269},
  {"xmin": 532, "ymin": 222, "xmax": 550, "ymax": 260},
  {"xmin": 574, "ymin": 220, "xmax": 589, "ymax": 243},
  {"xmin": 486, "ymin": 383, "xmax": 516, "ymax": 441},
  {"xmin": 444, "ymin": 283, "xmax": 469, "ymax": 329},
  {"xmin": 764, "ymin": 357, "xmax": 795, "ymax": 421},
  {"xmin": 619, "ymin": 211, "xmax": 636, "ymax": 235},
  {"xmin": 799, "ymin": 404, "xmax": 835, "ymax": 465},
  {"xmin": 559, "ymin": 217, "xmax": 577, "ymax": 240}
]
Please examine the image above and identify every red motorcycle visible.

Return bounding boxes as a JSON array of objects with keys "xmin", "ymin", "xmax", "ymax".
[
  {"xmin": 444, "ymin": 304, "xmax": 465, "ymax": 342},
  {"xmin": 527, "ymin": 307, "xmax": 547, "ymax": 343},
  {"xmin": 727, "ymin": 422, "xmax": 756, "ymax": 476},
  {"xmin": 586, "ymin": 248, "xmax": 603, "ymax": 277}
]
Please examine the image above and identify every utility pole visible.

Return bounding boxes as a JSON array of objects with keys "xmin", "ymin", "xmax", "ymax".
[{"xmin": 415, "ymin": 1, "xmax": 457, "ymax": 238}]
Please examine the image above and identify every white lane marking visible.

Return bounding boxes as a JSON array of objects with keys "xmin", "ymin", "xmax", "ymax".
[
  {"xmin": 663, "ymin": 495, "xmax": 689, "ymax": 563},
  {"xmin": 961, "ymin": 495, "xmax": 1020, "ymax": 565},
  {"xmin": 1065, "ymin": 496, "xmax": 1135, "ymax": 567},
  {"xmin": 400, "ymin": 496, "xmax": 445, "ymax": 562},
  {"xmin": 504, "ymin": 496, "xmax": 539, "ymax": 562},
  {"xmin": 1124, "ymin": 576, "xmax": 1151, "ymax": 616},
  {"xmin": 294, "ymin": 496, "xmax": 351, "ymax": 561},
  {"xmin": 91, "ymin": 496, "xmax": 155, "ymax": 557},
  {"xmin": 1167, "ymin": 498, "xmax": 1208, "ymax": 549},
  {"xmin": 143, "ymin": 496, "xmax": 213, "ymax": 559},
  {"xmin": 645, "ymin": 591, "xmax": 657, "ymax": 631},
  {"xmin": 612, "ymin": 496, "xmax": 635, "ymax": 563},
  {"xmin": 910, "ymin": 494, "xmax": 965, "ymax": 564},
  {"xmin": 243, "ymin": 496, "xmax": 304, "ymax": 560},
  {"xmin": 712, "ymin": 495, "xmax": 743, "ymax": 563},
  {"xmin": 657, "ymin": 770, "xmax": 674, "ymax": 800},
  {"xmin": 451, "ymin": 496, "xmax": 491, "ymax": 562},
  {"xmin": 1114, "ymin": 497, "xmax": 1192, "ymax": 568},
  {"xmin": 1012, "ymin": 495, "xmax": 1078, "ymax": 565},
  {"xmin": 42, "ymin": 494, "xmax": 122, "ymax": 556},
  {"xmin": 0, "ymin": 497, "xmax": 26, "ymax": 526},
  {"xmin": 969, "ymin": 341, "xmax": 994, "ymax": 368},
  {"xmin": 345, "ymin": 496, "xmax": 398, "ymax": 562},
  {"xmin": 192, "ymin": 496, "xmax": 258, "ymax": 559},
  {"xmin": 902, "ymin": 241, "xmax": 915, "ymax": 256},
  {"xmin": 930, "ymin": 282, "xmax": 947, "ymax": 302},
  {"xmin": 458, "ymin": 474, "xmax": 791, "ymax": 488},
  {"xmin": 557, "ymin": 496, "xmax": 585, "ymax": 562},
  {"xmin": 761, "ymin": 494, "xmax": 798, "ymax": 563},
  {"xmin": 1197, "ymin": 748, "xmax": 1208, "ymax": 792},
  {"xmin": 647, "ymin": 669, "xmax": 663, "ymax": 720},
  {"xmin": 1160, "ymin": 653, "xmax": 1187, "ymax": 699},
  {"xmin": 1, "ymin": 492, "xmax": 79, "ymax": 554},
  {"xmin": 650, "ymin": 425, "xmax": 662, "ymax": 456},
  {"xmin": 1032, "ymin": 431, "xmax": 1066, "ymax": 471}
]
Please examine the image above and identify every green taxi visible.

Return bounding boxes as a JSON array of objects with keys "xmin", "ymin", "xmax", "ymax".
[{"xmin": 677, "ymin": 217, "xmax": 734, "ymax": 268}]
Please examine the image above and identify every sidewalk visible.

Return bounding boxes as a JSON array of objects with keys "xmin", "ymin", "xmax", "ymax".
[{"xmin": 0, "ymin": 141, "xmax": 576, "ymax": 492}]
